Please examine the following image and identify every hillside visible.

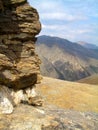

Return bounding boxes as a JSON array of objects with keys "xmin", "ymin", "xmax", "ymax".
[
  {"xmin": 78, "ymin": 41, "xmax": 98, "ymax": 49},
  {"xmin": 36, "ymin": 35, "xmax": 98, "ymax": 81},
  {"xmin": 36, "ymin": 77, "xmax": 98, "ymax": 113},
  {"xmin": 78, "ymin": 74, "xmax": 98, "ymax": 85}
]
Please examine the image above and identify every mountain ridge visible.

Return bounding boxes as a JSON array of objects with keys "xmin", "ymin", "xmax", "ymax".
[
  {"xmin": 36, "ymin": 35, "xmax": 98, "ymax": 81},
  {"xmin": 78, "ymin": 41, "xmax": 98, "ymax": 49},
  {"xmin": 78, "ymin": 74, "xmax": 98, "ymax": 85}
]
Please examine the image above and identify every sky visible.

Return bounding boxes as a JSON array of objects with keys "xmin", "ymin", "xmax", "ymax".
[{"xmin": 28, "ymin": 0, "xmax": 98, "ymax": 45}]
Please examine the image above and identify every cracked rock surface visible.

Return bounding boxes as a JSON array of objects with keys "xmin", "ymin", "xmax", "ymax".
[{"xmin": 0, "ymin": 104, "xmax": 98, "ymax": 130}]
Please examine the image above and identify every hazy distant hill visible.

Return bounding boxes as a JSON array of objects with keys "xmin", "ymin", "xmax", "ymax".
[
  {"xmin": 36, "ymin": 35, "xmax": 98, "ymax": 81},
  {"xmin": 78, "ymin": 41, "xmax": 98, "ymax": 49},
  {"xmin": 78, "ymin": 74, "xmax": 98, "ymax": 85}
]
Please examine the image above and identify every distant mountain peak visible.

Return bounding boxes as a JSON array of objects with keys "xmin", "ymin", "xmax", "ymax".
[
  {"xmin": 36, "ymin": 35, "xmax": 98, "ymax": 81},
  {"xmin": 78, "ymin": 41, "xmax": 88, "ymax": 45},
  {"xmin": 77, "ymin": 41, "xmax": 98, "ymax": 49}
]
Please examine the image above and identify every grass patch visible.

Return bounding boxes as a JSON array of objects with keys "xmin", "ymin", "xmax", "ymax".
[{"xmin": 36, "ymin": 77, "xmax": 98, "ymax": 113}]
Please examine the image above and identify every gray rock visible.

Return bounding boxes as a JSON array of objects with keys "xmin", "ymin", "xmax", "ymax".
[
  {"xmin": 0, "ymin": 86, "xmax": 14, "ymax": 114},
  {"xmin": 0, "ymin": 104, "xmax": 98, "ymax": 130}
]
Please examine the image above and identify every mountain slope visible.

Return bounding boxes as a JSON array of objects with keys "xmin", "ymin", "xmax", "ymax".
[
  {"xmin": 39, "ymin": 56, "xmax": 64, "ymax": 79},
  {"xmin": 36, "ymin": 77, "xmax": 98, "ymax": 113},
  {"xmin": 78, "ymin": 74, "xmax": 98, "ymax": 85},
  {"xmin": 78, "ymin": 41, "xmax": 98, "ymax": 49},
  {"xmin": 36, "ymin": 35, "xmax": 98, "ymax": 81}
]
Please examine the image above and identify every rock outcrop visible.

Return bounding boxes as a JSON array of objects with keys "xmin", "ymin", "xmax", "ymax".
[
  {"xmin": 0, "ymin": 0, "xmax": 42, "ymax": 113},
  {"xmin": 0, "ymin": 104, "xmax": 98, "ymax": 130},
  {"xmin": 0, "ymin": 0, "xmax": 41, "ymax": 89}
]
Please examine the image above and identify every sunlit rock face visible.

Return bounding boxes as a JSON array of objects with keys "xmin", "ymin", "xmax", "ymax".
[
  {"xmin": 0, "ymin": 0, "xmax": 41, "ymax": 89},
  {"xmin": 0, "ymin": 0, "xmax": 42, "ymax": 114}
]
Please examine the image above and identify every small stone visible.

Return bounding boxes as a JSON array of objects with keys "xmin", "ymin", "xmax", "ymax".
[{"xmin": 28, "ymin": 96, "xmax": 43, "ymax": 106}]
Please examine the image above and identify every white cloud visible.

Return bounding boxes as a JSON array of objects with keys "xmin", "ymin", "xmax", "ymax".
[
  {"xmin": 42, "ymin": 24, "xmax": 69, "ymax": 31},
  {"xmin": 28, "ymin": 0, "xmax": 98, "ymax": 45},
  {"xmin": 42, "ymin": 24, "xmax": 58, "ymax": 30},
  {"xmin": 29, "ymin": 0, "xmax": 88, "ymax": 22},
  {"xmin": 69, "ymin": 29, "xmax": 92, "ymax": 34},
  {"xmin": 41, "ymin": 12, "xmax": 87, "ymax": 21},
  {"xmin": 37, "ymin": 1, "xmax": 60, "ymax": 11},
  {"xmin": 41, "ymin": 23, "xmax": 95, "ymax": 43},
  {"xmin": 42, "ymin": 23, "xmax": 92, "ymax": 33}
]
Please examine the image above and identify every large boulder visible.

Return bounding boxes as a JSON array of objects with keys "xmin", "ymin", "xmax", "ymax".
[
  {"xmin": 0, "ymin": 0, "xmax": 41, "ymax": 89},
  {"xmin": 0, "ymin": 0, "xmax": 43, "ymax": 114}
]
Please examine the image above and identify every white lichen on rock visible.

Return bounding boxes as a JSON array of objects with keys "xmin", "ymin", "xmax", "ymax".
[{"xmin": 0, "ymin": 86, "xmax": 14, "ymax": 114}]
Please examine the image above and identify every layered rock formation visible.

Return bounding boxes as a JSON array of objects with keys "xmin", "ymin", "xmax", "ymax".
[
  {"xmin": 0, "ymin": 0, "xmax": 42, "ymax": 113},
  {"xmin": 0, "ymin": 0, "xmax": 41, "ymax": 89}
]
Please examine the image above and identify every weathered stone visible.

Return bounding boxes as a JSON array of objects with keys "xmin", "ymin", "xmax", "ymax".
[
  {"xmin": 1, "ymin": 0, "xmax": 26, "ymax": 7},
  {"xmin": 28, "ymin": 96, "xmax": 43, "ymax": 106},
  {"xmin": 0, "ymin": 0, "xmax": 4, "ymax": 11},
  {"xmin": 10, "ymin": 0, "xmax": 26, "ymax": 5},
  {"xmin": 0, "ymin": 84, "xmax": 43, "ymax": 114},
  {"xmin": 0, "ymin": 85, "xmax": 14, "ymax": 114},
  {"xmin": 0, "ymin": 0, "xmax": 41, "ymax": 89},
  {"xmin": 11, "ymin": 86, "xmax": 43, "ymax": 106},
  {"xmin": 0, "ymin": 104, "xmax": 98, "ymax": 130}
]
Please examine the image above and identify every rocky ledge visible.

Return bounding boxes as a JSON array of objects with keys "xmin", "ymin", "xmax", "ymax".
[
  {"xmin": 0, "ymin": 104, "xmax": 98, "ymax": 130},
  {"xmin": 0, "ymin": 0, "xmax": 42, "ymax": 114}
]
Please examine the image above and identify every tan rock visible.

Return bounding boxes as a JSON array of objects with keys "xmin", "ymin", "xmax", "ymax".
[
  {"xmin": 28, "ymin": 96, "xmax": 43, "ymax": 106},
  {"xmin": 0, "ymin": 0, "xmax": 41, "ymax": 89}
]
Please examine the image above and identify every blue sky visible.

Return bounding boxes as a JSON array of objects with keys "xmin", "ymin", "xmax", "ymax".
[{"xmin": 28, "ymin": 0, "xmax": 98, "ymax": 45}]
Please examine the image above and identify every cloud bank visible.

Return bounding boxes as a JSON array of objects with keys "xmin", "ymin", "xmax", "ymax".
[{"xmin": 28, "ymin": 0, "xmax": 98, "ymax": 45}]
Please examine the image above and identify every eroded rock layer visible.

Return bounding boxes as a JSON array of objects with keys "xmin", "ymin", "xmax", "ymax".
[{"xmin": 0, "ymin": 0, "xmax": 41, "ymax": 89}]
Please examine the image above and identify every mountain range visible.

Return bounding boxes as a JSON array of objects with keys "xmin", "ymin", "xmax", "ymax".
[
  {"xmin": 78, "ymin": 41, "xmax": 98, "ymax": 49},
  {"xmin": 36, "ymin": 35, "xmax": 98, "ymax": 81}
]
